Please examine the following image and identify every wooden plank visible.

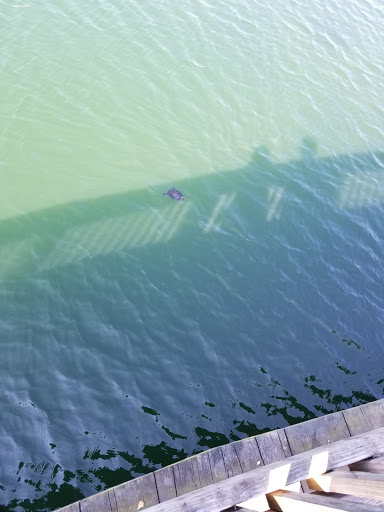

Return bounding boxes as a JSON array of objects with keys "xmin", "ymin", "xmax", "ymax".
[
  {"xmin": 80, "ymin": 489, "xmax": 117, "ymax": 512},
  {"xmin": 234, "ymin": 437, "xmax": 263, "ymax": 473},
  {"xmin": 285, "ymin": 411, "xmax": 350, "ymax": 455},
  {"xmin": 313, "ymin": 491, "xmax": 384, "ymax": 508},
  {"xmin": 81, "ymin": 489, "xmax": 117, "ymax": 512},
  {"xmin": 142, "ymin": 427, "xmax": 384, "ymax": 512},
  {"xmin": 154, "ymin": 466, "xmax": 176, "ymax": 502},
  {"xmin": 195, "ymin": 452, "xmax": 213, "ymax": 488},
  {"xmin": 267, "ymin": 490, "xmax": 383, "ymax": 511},
  {"xmin": 208, "ymin": 447, "xmax": 227, "ymax": 483},
  {"xmin": 349, "ymin": 455, "xmax": 384, "ymax": 473},
  {"xmin": 343, "ymin": 406, "xmax": 370, "ymax": 436},
  {"xmin": 343, "ymin": 400, "xmax": 384, "ymax": 436},
  {"xmin": 114, "ymin": 472, "xmax": 159, "ymax": 512},
  {"xmin": 277, "ymin": 429, "xmax": 294, "ymax": 459},
  {"xmin": 307, "ymin": 470, "xmax": 384, "ymax": 500},
  {"xmin": 109, "ymin": 490, "xmax": 118, "ymax": 512},
  {"xmin": 221, "ymin": 443, "xmax": 242, "ymax": 478},
  {"xmin": 256, "ymin": 430, "xmax": 290, "ymax": 465},
  {"xmin": 360, "ymin": 400, "xmax": 384, "ymax": 429},
  {"xmin": 173, "ymin": 457, "xmax": 200, "ymax": 496}
]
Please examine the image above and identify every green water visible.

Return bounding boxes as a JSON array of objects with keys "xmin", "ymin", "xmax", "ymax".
[{"xmin": 1, "ymin": 0, "xmax": 384, "ymax": 510}]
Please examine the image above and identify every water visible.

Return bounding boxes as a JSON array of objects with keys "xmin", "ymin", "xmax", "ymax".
[{"xmin": 1, "ymin": 0, "xmax": 384, "ymax": 509}]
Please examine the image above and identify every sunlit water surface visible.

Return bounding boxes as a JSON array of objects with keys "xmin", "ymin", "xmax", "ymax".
[{"xmin": 1, "ymin": 0, "xmax": 384, "ymax": 509}]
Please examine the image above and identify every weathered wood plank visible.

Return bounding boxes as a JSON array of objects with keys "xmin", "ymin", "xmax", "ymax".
[
  {"xmin": 313, "ymin": 491, "xmax": 384, "ymax": 508},
  {"xmin": 208, "ymin": 447, "xmax": 227, "ymax": 483},
  {"xmin": 195, "ymin": 452, "xmax": 213, "ymax": 488},
  {"xmin": 109, "ymin": 490, "xmax": 118, "ymax": 512},
  {"xmin": 267, "ymin": 489, "xmax": 383, "ymax": 511},
  {"xmin": 285, "ymin": 411, "xmax": 350, "ymax": 455},
  {"xmin": 142, "ymin": 427, "xmax": 384, "ymax": 512},
  {"xmin": 277, "ymin": 429, "xmax": 293, "ymax": 459},
  {"xmin": 234, "ymin": 436, "xmax": 263, "ymax": 473},
  {"xmin": 360, "ymin": 401, "xmax": 384, "ymax": 429},
  {"xmin": 349, "ymin": 455, "xmax": 384, "ymax": 473},
  {"xmin": 114, "ymin": 472, "xmax": 159, "ymax": 512},
  {"xmin": 342, "ymin": 406, "xmax": 370, "ymax": 436},
  {"xmin": 154, "ymin": 466, "xmax": 176, "ymax": 502},
  {"xmin": 343, "ymin": 401, "xmax": 384, "ymax": 436},
  {"xmin": 81, "ymin": 489, "xmax": 117, "ymax": 512},
  {"xmin": 256, "ymin": 430, "xmax": 290, "ymax": 465},
  {"xmin": 173, "ymin": 457, "xmax": 200, "ymax": 496},
  {"xmin": 307, "ymin": 470, "xmax": 384, "ymax": 500},
  {"xmin": 221, "ymin": 443, "xmax": 242, "ymax": 478}
]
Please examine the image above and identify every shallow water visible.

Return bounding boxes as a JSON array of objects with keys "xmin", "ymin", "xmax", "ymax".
[{"xmin": 1, "ymin": 0, "xmax": 384, "ymax": 509}]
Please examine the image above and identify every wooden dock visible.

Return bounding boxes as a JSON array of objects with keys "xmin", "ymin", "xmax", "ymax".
[{"xmin": 58, "ymin": 399, "xmax": 384, "ymax": 512}]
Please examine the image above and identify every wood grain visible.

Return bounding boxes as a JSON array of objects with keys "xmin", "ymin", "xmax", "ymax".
[
  {"xmin": 173, "ymin": 457, "xmax": 200, "ymax": 496},
  {"xmin": 307, "ymin": 470, "xmax": 384, "ymax": 500},
  {"xmin": 267, "ymin": 489, "xmax": 383, "ymax": 512},
  {"xmin": 114, "ymin": 473, "xmax": 159, "ymax": 512},
  {"xmin": 285, "ymin": 412, "xmax": 350, "ymax": 455},
  {"xmin": 154, "ymin": 466, "xmax": 176, "ymax": 502},
  {"xmin": 349, "ymin": 455, "xmax": 384, "ymax": 473}
]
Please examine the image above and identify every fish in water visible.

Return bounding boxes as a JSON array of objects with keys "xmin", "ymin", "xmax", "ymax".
[{"xmin": 163, "ymin": 187, "xmax": 184, "ymax": 200}]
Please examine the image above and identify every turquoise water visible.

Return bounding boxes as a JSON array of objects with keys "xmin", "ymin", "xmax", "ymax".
[{"xmin": 1, "ymin": 0, "xmax": 384, "ymax": 509}]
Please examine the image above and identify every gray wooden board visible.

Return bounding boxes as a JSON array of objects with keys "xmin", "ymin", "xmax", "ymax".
[
  {"xmin": 221, "ymin": 443, "xmax": 242, "ymax": 478},
  {"xmin": 195, "ymin": 452, "xmax": 213, "ymax": 488},
  {"xmin": 308, "ymin": 470, "xmax": 384, "ymax": 498},
  {"xmin": 154, "ymin": 466, "xmax": 176, "ymax": 503},
  {"xmin": 140, "ymin": 427, "xmax": 384, "ymax": 512},
  {"xmin": 233, "ymin": 437, "xmax": 263, "ymax": 473},
  {"xmin": 343, "ymin": 400, "xmax": 384, "ymax": 436},
  {"xmin": 173, "ymin": 456, "xmax": 200, "ymax": 496},
  {"xmin": 278, "ymin": 428, "xmax": 293, "ymax": 458},
  {"xmin": 361, "ymin": 400, "xmax": 384, "ymax": 429},
  {"xmin": 81, "ymin": 490, "xmax": 117, "ymax": 512},
  {"xmin": 285, "ymin": 411, "xmax": 350, "ymax": 455},
  {"xmin": 314, "ymin": 491, "xmax": 384, "ymax": 508},
  {"xmin": 268, "ymin": 490, "xmax": 384, "ymax": 512},
  {"xmin": 343, "ymin": 406, "xmax": 371, "ymax": 436},
  {"xmin": 350, "ymin": 455, "xmax": 384, "ymax": 473},
  {"xmin": 256, "ymin": 429, "xmax": 290, "ymax": 465},
  {"xmin": 114, "ymin": 472, "xmax": 159, "ymax": 512},
  {"xmin": 208, "ymin": 447, "xmax": 228, "ymax": 483}
]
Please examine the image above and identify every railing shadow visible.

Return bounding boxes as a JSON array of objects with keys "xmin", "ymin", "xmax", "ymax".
[{"xmin": 0, "ymin": 141, "xmax": 383, "ymax": 281}]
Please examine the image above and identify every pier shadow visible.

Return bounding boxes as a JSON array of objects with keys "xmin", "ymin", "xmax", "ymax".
[{"xmin": 0, "ymin": 141, "xmax": 383, "ymax": 281}]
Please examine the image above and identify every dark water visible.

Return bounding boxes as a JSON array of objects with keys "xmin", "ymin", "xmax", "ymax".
[{"xmin": 1, "ymin": 145, "xmax": 384, "ymax": 511}]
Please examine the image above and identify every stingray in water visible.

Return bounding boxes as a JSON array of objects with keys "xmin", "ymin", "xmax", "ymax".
[{"xmin": 163, "ymin": 187, "xmax": 184, "ymax": 200}]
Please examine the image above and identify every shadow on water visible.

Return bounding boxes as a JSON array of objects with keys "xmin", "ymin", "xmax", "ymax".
[
  {"xmin": 1, "ymin": 141, "xmax": 384, "ymax": 511},
  {"xmin": 0, "ymin": 140, "xmax": 383, "ymax": 280}
]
